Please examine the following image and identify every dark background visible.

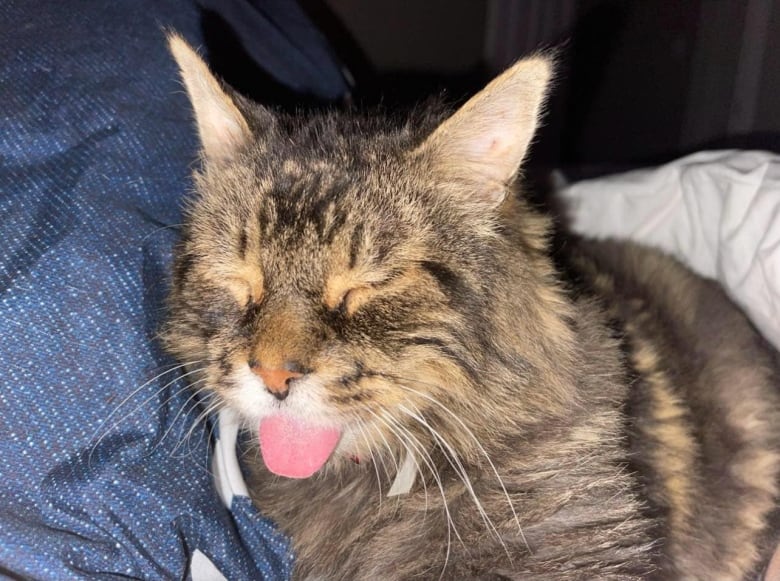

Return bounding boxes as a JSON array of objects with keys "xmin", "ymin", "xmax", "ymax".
[{"xmin": 204, "ymin": 0, "xmax": 780, "ymax": 175}]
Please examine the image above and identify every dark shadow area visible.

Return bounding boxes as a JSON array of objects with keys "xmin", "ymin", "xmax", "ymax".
[
  {"xmin": 199, "ymin": 1, "xmax": 490, "ymax": 115},
  {"xmin": 555, "ymin": 1, "xmax": 630, "ymax": 165},
  {"xmin": 198, "ymin": 0, "xmax": 780, "ymax": 169},
  {"xmin": 200, "ymin": 8, "xmax": 333, "ymax": 112}
]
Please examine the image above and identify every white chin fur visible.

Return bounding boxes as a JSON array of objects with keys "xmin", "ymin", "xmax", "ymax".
[
  {"xmin": 226, "ymin": 365, "xmax": 338, "ymax": 425},
  {"xmin": 225, "ymin": 365, "xmax": 357, "ymax": 456},
  {"xmin": 222, "ymin": 366, "xmax": 411, "ymax": 489}
]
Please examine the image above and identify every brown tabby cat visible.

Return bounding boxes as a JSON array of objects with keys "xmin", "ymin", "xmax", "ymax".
[{"xmin": 163, "ymin": 34, "xmax": 780, "ymax": 580}]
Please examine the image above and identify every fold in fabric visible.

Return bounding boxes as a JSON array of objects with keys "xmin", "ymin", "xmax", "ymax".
[
  {"xmin": 0, "ymin": 0, "xmax": 347, "ymax": 578},
  {"xmin": 561, "ymin": 150, "xmax": 780, "ymax": 350}
]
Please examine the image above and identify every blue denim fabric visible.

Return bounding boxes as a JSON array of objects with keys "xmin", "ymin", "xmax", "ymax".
[{"xmin": 0, "ymin": 1, "xmax": 346, "ymax": 578}]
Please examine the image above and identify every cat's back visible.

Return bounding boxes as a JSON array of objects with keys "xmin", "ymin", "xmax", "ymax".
[{"xmin": 569, "ymin": 238, "xmax": 780, "ymax": 580}]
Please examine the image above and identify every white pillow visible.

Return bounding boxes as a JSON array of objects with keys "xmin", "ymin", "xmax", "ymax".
[{"xmin": 560, "ymin": 150, "xmax": 780, "ymax": 350}]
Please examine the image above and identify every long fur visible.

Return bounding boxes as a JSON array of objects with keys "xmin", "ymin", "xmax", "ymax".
[{"xmin": 163, "ymin": 35, "xmax": 780, "ymax": 580}]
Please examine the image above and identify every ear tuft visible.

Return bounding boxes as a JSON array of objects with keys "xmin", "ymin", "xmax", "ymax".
[
  {"xmin": 168, "ymin": 32, "xmax": 251, "ymax": 162},
  {"xmin": 418, "ymin": 55, "xmax": 554, "ymax": 207}
]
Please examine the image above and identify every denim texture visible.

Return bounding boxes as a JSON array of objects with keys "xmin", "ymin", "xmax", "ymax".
[{"xmin": 0, "ymin": 1, "xmax": 346, "ymax": 578}]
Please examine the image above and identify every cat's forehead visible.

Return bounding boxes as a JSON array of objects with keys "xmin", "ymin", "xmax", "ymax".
[
  {"xmin": 237, "ymin": 117, "xmax": 430, "ymax": 225},
  {"xmin": 189, "ymin": 141, "xmax": 430, "ymax": 276},
  {"xmin": 271, "ymin": 111, "xmax": 421, "ymax": 167},
  {"xmin": 257, "ymin": 159, "xmax": 421, "ymax": 256}
]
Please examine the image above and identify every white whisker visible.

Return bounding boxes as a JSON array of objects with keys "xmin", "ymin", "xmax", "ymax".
[
  {"xmin": 176, "ymin": 398, "xmax": 225, "ymax": 478},
  {"xmin": 362, "ymin": 408, "xmax": 401, "ymax": 478},
  {"xmin": 162, "ymin": 377, "xmax": 212, "ymax": 456},
  {"xmin": 89, "ymin": 362, "xmax": 206, "ymax": 466},
  {"xmin": 393, "ymin": 379, "xmax": 531, "ymax": 554},
  {"xmin": 399, "ymin": 402, "xmax": 512, "ymax": 565},
  {"xmin": 369, "ymin": 409, "xmax": 456, "ymax": 581},
  {"xmin": 174, "ymin": 392, "xmax": 223, "ymax": 458},
  {"xmin": 156, "ymin": 383, "xmax": 203, "ymax": 445},
  {"xmin": 354, "ymin": 417, "xmax": 384, "ymax": 507},
  {"xmin": 94, "ymin": 361, "xmax": 201, "ymax": 436},
  {"xmin": 378, "ymin": 411, "xmax": 430, "ymax": 513}
]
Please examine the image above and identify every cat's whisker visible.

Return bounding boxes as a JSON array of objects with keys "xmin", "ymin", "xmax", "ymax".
[
  {"xmin": 94, "ymin": 361, "xmax": 202, "ymax": 436},
  {"xmin": 377, "ymin": 412, "xmax": 451, "ymax": 519},
  {"xmin": 141, "ymin": 222, "xmax": 185, "ymax": 242},
  {"xmin": 382, "ymin": 412, "xmax": 451, "ymax": 536},
  {"xmin": 375, "ymin": 410, "xmax": 430, "ymax": 515},
  {"xmin": 400, "ymin": 402, "xmax": 504, "ymax": 545},
  {"xmin": 176, "ymin": 401, "xmax": 222, "ymax": 467},
  {"xmin": 398, "ymin": 402, "xmax": 512, "ymax": 565},
  {"xmin": 370, "ymin": 430, "xmax": 397, "ymax": 489},
  {"xmin": 376, "ymin": 410, "xmax": 455, "ymax": 581},
  {"xmin": 107, "ymin": 370, "xmax": 203, "ymax": 441},
  {"xmin": 169, "ymin": 399, "xmax": 221, "ymax": 465},
  {"xmin": 145, "ymin": 378, "xmax": 210, "ymax": 459},
  {"xmin": 354, "ymin": 416, "xmax": 385, "ymax": 507},
  {"xmin": 391, "ymin": 378, "xmax": 531, "ymax": 554},
  {"xmin": 159, "ymin": 377, "xmax": 213, "ymax": 456},
  {"xmin": 360, "ymin": 407, "xmax": 401, "ymax": 479},
  {"xmin": 173, "ymin": 390, "xmax": 223, "ymax": 458},
  {"xmin": 88, "ymin": 362, "xmax": 206, "ymax": 466},
  {"xmin": 361, "ymin": 409, "xmax": 433, "ymax": 522},
  {"xmin": 365, "ymin": 409, "xmax": 424, "ymax": 496}
]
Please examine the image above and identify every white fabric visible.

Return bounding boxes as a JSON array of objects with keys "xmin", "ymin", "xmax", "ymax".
[
  {"xmin": 190, "ymin": 549, "xmax": 229, "ymax": 581},
  {"xmin": 560, "ymin": 150, "xmax": 780, "ymax": 350},
  {"xmin": 189, "ymin": 412, "xmax": 247, "ymax": 581},
  {"xmin": 213, "ymin": 409, "xmax": 250, "ymax": 508},
  {"xmin": 387, "ymin": 451, "xmax": 417, "ymax": 497}
]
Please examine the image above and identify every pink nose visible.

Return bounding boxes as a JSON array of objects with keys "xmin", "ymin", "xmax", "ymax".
[{"xmin": 252, "ymin": 367, "xmax": 303, "ymax": 401}]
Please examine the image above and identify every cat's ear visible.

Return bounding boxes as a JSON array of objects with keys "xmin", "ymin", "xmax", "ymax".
[
  {"xmin": 168, "ymin": 33, "xmax": 252, "ymax": 162},
  {"xmin": 417, "ymin": 55, "xmax": 553, "ymax": 207}
]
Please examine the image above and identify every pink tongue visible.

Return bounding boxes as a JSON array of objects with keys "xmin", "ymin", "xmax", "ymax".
[{"xmin": 259, "ymin": 415, "xmax": 342, "ymax": 479}]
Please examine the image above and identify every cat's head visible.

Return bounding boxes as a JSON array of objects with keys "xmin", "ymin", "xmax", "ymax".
[{"xmin": 163, "ymin": 34, "xmax": 555, "ymax": 479}]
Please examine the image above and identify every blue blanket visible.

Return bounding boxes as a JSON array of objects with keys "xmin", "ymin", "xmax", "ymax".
[{"xmin": 0, "ymin": 1, "xmax": 348, "ymax": 578}]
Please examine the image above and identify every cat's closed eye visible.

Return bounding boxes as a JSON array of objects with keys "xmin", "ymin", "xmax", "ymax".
[
  {"xmin": 324, "ymin": 265, "xmax": 408, "ymax": 316},
  {"xmin": 326, "ymin": 285, "xmax": 373, "ymax": 316},
  {"xmin": 220, "ymin": 269, "xmax": 264, "ymax": 308},
  {"xmin": 192, "ymin": 289, "xmax": 244, "ymax": 331}
]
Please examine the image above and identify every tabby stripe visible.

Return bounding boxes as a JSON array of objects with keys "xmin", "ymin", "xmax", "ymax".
[
  {"xmin": 217, "ymin": 352, "xmax": 232, "ymax": 375},
  {"xmin": 627, "ymin": 327, "xmax": 698, "ymax": 538},
  {"xmin": 331, "ymin": 391, "xmax": 370, "ymax": 405},
  {"xmin": 419, "ymin": 260, "xmax": 466, "ymax": 299},
  {"xmin": 348, "ymin": 223, "xmax": 364, "ymax": 269},
  {"xmin": 174, "ymin": 250, "xmax": 195, "ymax": 283},
  {"xmin": 401, "ymin": 335, "xmax": 481, "ymax": 384},
  {"xmin": 237, "ymin": 227, "xmax": 248, "ymax": 259},
  {"xmin": 257, "ymin": 199, "xmax": 275, "ymax": 236}
]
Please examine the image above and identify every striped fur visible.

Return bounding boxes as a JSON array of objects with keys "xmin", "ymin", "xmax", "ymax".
[{"xmin": 163, "ymin": 35, "xmax": 780, "ymax": 580}]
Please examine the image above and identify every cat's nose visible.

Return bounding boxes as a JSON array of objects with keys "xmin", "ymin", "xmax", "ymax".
[{"xmin": 250, "ymin": 361, "xmax": 304, "ymax": 401}]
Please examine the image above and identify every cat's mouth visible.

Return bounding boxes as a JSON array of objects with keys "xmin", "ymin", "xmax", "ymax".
[
  {"xmin": 258, "ymin": 414, "xmax": 342, "ymax": 478},
  {"xmin": 225, "ymin": 364, "xmax": 354, "ymax": 478}
]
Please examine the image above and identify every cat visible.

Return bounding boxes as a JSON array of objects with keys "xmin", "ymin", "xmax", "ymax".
[{"xmin": 163, "ymin": 33, "xmax": 780, "ymax": 580}]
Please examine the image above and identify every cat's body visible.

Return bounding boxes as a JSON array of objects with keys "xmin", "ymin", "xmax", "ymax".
[
  {"xmin": 246, "ymin": 236, "xmax": 780, "ymax": 581},
  {"xmin": 164, "ymin": 35, "xmax": 780, "ymax": 580}
]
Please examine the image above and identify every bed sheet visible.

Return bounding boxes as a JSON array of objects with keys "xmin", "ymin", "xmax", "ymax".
[{"xmin": 560, "ymin": 150, "xmax": 780, "ymax": 350}]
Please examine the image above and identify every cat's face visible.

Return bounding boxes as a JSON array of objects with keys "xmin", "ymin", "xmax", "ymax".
[{"xmin": 164, "ymin": 35, "xmax": 551, "ymax": 479}]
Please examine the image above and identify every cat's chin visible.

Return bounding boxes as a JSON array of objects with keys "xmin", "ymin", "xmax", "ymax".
[
  {"xmin": 222, "ymin": 366, "xmax": 370, "ymax": 477},
  {"xmin": 258, "ymin": 414, "xmax": 343, "ymax": 479}
]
